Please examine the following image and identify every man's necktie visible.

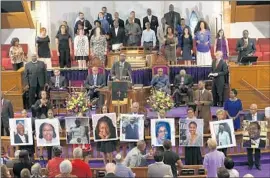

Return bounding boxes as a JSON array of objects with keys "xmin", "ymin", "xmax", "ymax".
[{"xmin": 55, "ymin": 76, "xmax": 59, "ymax": 88}]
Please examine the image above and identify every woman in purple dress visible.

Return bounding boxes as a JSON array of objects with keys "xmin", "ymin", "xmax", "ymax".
[
  {"xmin": 224, "ymin": 89, "xmax": 243, "ymax": 131},
  {"xmin": 214, "ymin": 29, "xmax": 229, "ymax": 61},
  {"xmin": 194, "ymin": 20, "xmax": 211, "ymax": 66}
]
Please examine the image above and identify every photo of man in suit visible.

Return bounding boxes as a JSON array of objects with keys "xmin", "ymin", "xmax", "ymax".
[
  {"xmin": 84, "ymin": 67, "xmax": 105, "ymax": 101},
  {"xmin": 243, "ymin": 122, "xmax": 266, "ymax": 148},
  {"xmin": 236, "ymin": 30, "xmax": 256, "ymax": 62},
  {"xmin": 125, "ymin": 117, "xmax": 139, "ymax": 140},
  {"xmin": 143, "ymin": 8, "xmax": 159, "ymax": 34},
  {"xmin": 1, "ymin": 92, "xmax": 14, "ymax": 136},
  {"xmin": 111, "ymin": 53, "xmax": 132, "ymax": 82},
  {"xmin": 24, "ymin": 55, "xmax": 47, "ymax": 106},
  {"xmin": 173, "ymin": 69, "xmax": 194, "ymax": 106},
  {"xmin": 49, "ymin": 69, "xmax": 67, "ymax": 89},
  {"xmin": 164, "ymin": 4, "xmax": 181, "ymax": 30},
  {"xmin": 210, "ymin": 51, "xmax": 228, "ymax": 107},
  {"xmin": 14, "ymin": 121, "xmax": 29, "ymax": 144}
]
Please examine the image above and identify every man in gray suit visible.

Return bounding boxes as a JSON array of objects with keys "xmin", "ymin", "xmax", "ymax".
[
  {"xmin": 24, "ymin": 55, "xmax": 47, "ymax": 106},
  {"xmin": 84, "ymin": 67, "xmax": 105, "ymax": 100},
  {"xmin": 1, "ymin": 92, "xmax": 14, "ymax": 136},
  {"xmin": 164, "ymin": 4, "xmax": 181, "ymax": 30},
  {"xmin": 49, "ymin": 69, "xmax": 67, "ymax": 89},
  {"xmin": 236, "ymin": 30, "xmax": 256, "ymax": 62},
  {"xmin": 210, "ymin": 51, "xmax": 228, "ymax": 107},
  {"xmin": 148, "ymin": 150, "xmax": 173, "ymax": 178},
  {"xmin": 111, "ymin": 53, "xmax": 132, "ymax": 82}
]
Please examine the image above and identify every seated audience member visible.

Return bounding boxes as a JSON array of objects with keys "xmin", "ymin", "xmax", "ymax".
[
  {"xmin": 46, "ymin": 146, "xmax": 64, "ymax": 178},
  {"xmin": 125, "ymin": 17, "xmax": 142, "ymax": 46},
  {"xmin": 9, "ymin": 37, "xmax": 26, "ymax": 71},
  {"xmin": 203, "ymin": 138, "xmax": 225, "ymax": 178},
  {"xmin": 84, "ymin": 66, "xmax": 105, "ymax": 101},
  {"xmin": 162, "ymin": 140, "xmax": 183, "ymax": 177},
  {"xmin": 148, "ymin": 151, "xmax": 173, "ymax": 178},
  {"xmin": 33, "ymin": 90, "xmax": 52, "ymax": 119},
  {"xmin": 105, "ymin": 163, "xmax": 120, "ymax": 178},
  {"xmin": 1, "ymin": 164, "xmax": 12, "ymax": 178},
  {"xmin": 112, "ymin": 12, "xmax": 125, "ymax": 28},
  {"xmin": 49, "ymin": 69, "xmax": 67, "ymax": 89},
  {"xmin": 110, "ymin": 20, "xmax": 125, "ymax": 47},
  {"xmin": 115, "ymin": 154, "xmax": 135, "ymax": 178},
  {"xmin": 243, "ymin": 174, "xmax": 254, "ymax": 178},
  {"xmin": 6, "ymin": 150, "xmax": 21, "ymax": 168},
  {"xmin": 245, "ymin": 103, "xmax": 265, "ymax": 121},
  {"xmin": 20, "ymin": 168, "xmax": 31, "ymax": 178},
  {"xmin": 224, "ymin": 88, "xmax": 243, "ymax": 131},
  {"xmin": 236, "ymin": 30, "xmax": 256, "ymax": 62},
  {"xmin": 173, "ymin": 69, "xmax": 193, "ymax": 106},
  {"xmin": 141, "ymin": 22, "xmax": 156, "ymax": 52},
  {"xmin": 71, "ymin": 147, "xmax": 92, "ymax": 178},
  {"xmin": 56, "ymin": 160, "xmax": 77, "ymax": 178},
  {"xmin": 31, "ymin": 163, "xmax": 42, "ymax": 178},
  {"xmin": 217, "ymin": 167, "xmax": 230, "ymax": 178},
  {"xmin": 74, "ymin": 12, "xmax": 92, "ymax": 37},
  {"xmin": 13, "ymin": 150, "xmax": 33, "ymax": 178},
  {"xmin": 224, "ymin": 157, "xmax": 239, "ymax": 178},
  {"xmin": 124, "ymin": 140, "xmax": 152, "ymax": 167},
  {"xmin": 111, "ymin": 53, "xmax": 132, "ymax": 81},
  {"xmin": 151, "ymin": 68, "xmax": 170, "ymax": 94}
]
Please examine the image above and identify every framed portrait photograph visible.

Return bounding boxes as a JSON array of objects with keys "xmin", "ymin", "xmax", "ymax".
[
  {"xmin": 242, "ymin": 121, "xmax": 268, "ymax": 148},
  {"xmin": 210, "ymin": 119, "xmax": 236, "ymax": 149},
  {"xmin": 65, "ymin": 117, "xmax": 90, "ymax": 144},
  {"xmin": 35, "ymin": 119, "xmax": 60, "ymax": 147},
  {"xmin": 92, "ymin": 113, "xmax": 118, "ymax": 142},
  {"xmin": 120, "ymin": 114, "xmax": 144, "ymax": 142},
  {"xmin": 179, "ymin": 119, "xmax": 204, "ymax": 147},
  {"xmin": 9, "ymin": 118, "xmax": 33, "ymax": 146},
  {"xmin": 151, "ymin": 118, "xmax": 175, "ymax": 146}
]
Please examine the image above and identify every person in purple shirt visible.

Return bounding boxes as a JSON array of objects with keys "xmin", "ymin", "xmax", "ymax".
[
  {"xmin": 214, "ymin": 29, "xmax": 229, "ymax": 62},
  {"xmin": 194, "ymin": 20, "xmax": 212, "ymax": 66},
  {"xmin": 203, "ymin": 138, "xmax": 225, "ymax": 178}
]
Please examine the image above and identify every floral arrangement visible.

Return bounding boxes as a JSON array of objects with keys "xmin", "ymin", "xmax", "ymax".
[
  {"xmin": 147, "ymin": 89, "xmax": 174, "ymax": 114},
  {"xmin": 66, "ymin": 92, "xmax": 91, "ymax": 114}
]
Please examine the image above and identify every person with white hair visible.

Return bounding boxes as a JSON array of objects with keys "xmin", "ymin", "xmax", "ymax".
[
  {"xmin": 115, "ymin": 154, "xmax": 134, "ymax": 178},
  {"xmin": 71, "ymin": 147, "xmax": 92, "ymax": 177},
  {"xmin": 243, "ymin": 174, "xmax": 254, "ymax": 178},
  {"xmin": 30, "ymin": 163, "xmax": 42, "ymax": 178},
  {"xmin": 6, "ymin": 150, "xmax": 21, "ymax": 168},
  {"xmin": 56, "ymin": 160, "xmax": 77, "ymax": 178},
  {"xmin": 104, "ymin": 163, "xmax": 119, "ymax": 178}
]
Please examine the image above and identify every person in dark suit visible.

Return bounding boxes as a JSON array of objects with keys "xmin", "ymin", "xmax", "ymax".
[
  {"xmin": 24, "ymin": 55, "xmax": 47, "ymax": 106},
  {"xmin": 110, "ymin": 21, "xmax": 125, "ymax": 46},
  {"xmin": 111, "ymin": 53, "xmax": 132, "ymax": 82},
  {"xmin": 126, "ymin": 11, "xmax": 141, "ymax": 29},
  {"xmin": 236, "ymin": 30, "xmax": 256, "ymax": 62},
  {"xmin": 49, "ymin": 69, "xmax": 67, "ymax": 89},
  {"xmin": 112, "ymin": 12, "xmax": 125, "ymax": 28},
  {"xmin": 14, "ymin": 122, "xmax": 29, "ymax": 144},
  {"xmin": 84, "ymin": 67, "xmax": 105, "ymax": 100},
  {"xmin": 1, "ymin": 92, "xmax": 14, "ymax": 136},
  {"xmin": 244, "ymin": 104, "xmax": 265, "ymax": 170},
  {"xmin": 164, "ymin": 4, "xmax": 181, "ymax": 30},
  {"xmin": 143, "ymin": 8, "xmax": 159, "ymax": 35},
  {"xmin": 101, "ymin": 7, "xmax": 113, "ymax": 26},
  {"xmin": 74, "ymin": 12, "xmax": 92, "ymax": 37},
  {"xmin": 125, "ymin": 117, "xmax": 139, "ymax": 140},
  {"xmin": 209, "ymin": 51, "xmax": 228, "ymax": 107},
  {"xmin": 173, "ymin": 69, "xmax": 194, "ymax": 106}
]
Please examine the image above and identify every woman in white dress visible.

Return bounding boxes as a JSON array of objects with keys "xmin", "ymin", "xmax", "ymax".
[{"xmin": 74, "ymin": 29, "xmax": 89, "ymax": 70}]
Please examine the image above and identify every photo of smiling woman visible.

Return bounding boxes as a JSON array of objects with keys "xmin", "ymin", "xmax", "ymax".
[
  {"xmin": 35, "ymin": 119, "xmax": 60, "ymax": 147},
  {"xmin": 95, "ymin": 116, "xmax": 117, "ymax": 140},
  {"xmin": 180, "ymin": 120, "xmax": 203, "ymax": 147},
  {"xmin": 151, "ymin": 119, "xmax": 175, "ymax": 146}
]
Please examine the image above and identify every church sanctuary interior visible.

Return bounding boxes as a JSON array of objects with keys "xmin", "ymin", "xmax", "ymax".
[{"xmin": 1, "ymin": 1, "xmax": 270, "ymax": 178}]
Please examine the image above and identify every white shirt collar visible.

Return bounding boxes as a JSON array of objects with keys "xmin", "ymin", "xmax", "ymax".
[
  {"xmin": 252, "ymin": 113, "xmax": 257, "ymax": 121},
  {"xmin": 18, "ymin": 134, "xmax": 26, "ymax": 143}
]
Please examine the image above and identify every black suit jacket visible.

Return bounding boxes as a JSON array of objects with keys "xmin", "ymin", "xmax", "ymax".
[
  {"xmin": 110, "ymin": 27, "xmax": 126, "ymax": 45},
  {"xmin": 126, "ymin": 18, "xmax": 141, "ymax": 29},
  {"xmin": 174, "ymin": 74, "xmax": 193, "ymax": 88},
  {"xmin": 236, "ymin": 38, "xmax": 256, "ymax": 62},
  {"xmin": 33, "ymin": 100, "xmax": 52, "ymax": 119},
  {"xmin": 1, "ymin": 99, "xmax": 14, "ymax": 128},
  {"xmin": 243, "ymin": 139, "xmax": 266, "ymax": 148},
  {"xmin": 14, "ymin": 134, "xmax": 29, "ymax": 144},
  {"xmin": 49, "ymin": 76, "xmax": 67, "ymax": 89},
  {"xmin": 112, "ymin": 18, "xmax": 125, "ymax": 28},
  {"xmin": 211, "ymin": 59, "xmax": 228, "ymax": 85},
  {"xmin": 143, "ymin": 15, "xmax": 159, "ymax": 34},
  {"xmin": 244, "ymin": 113, "xmax": 265, "ymax": 121},
  {"xmin": 125, "ymin": 124, "xmax": 139, "ymax": 139},
  {"xmin": 24, "ymin": 61, "xmax": 47, "ymax": 87},
  {"xmin": 74, "ymin": 19, "xmax": 92, "ymax": 36},
  {"xmin": 84, "ymin": 74, "xmax": 106, "ymax": 90},
  {"xmin": 164, "ymin": 11, "xmax": 181, "ymax": 29}
]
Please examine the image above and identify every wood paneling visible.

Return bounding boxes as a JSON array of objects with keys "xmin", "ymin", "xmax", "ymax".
[{"xmin": 231, "ymin": 2, "xmax": 270, "ymax": 22}]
